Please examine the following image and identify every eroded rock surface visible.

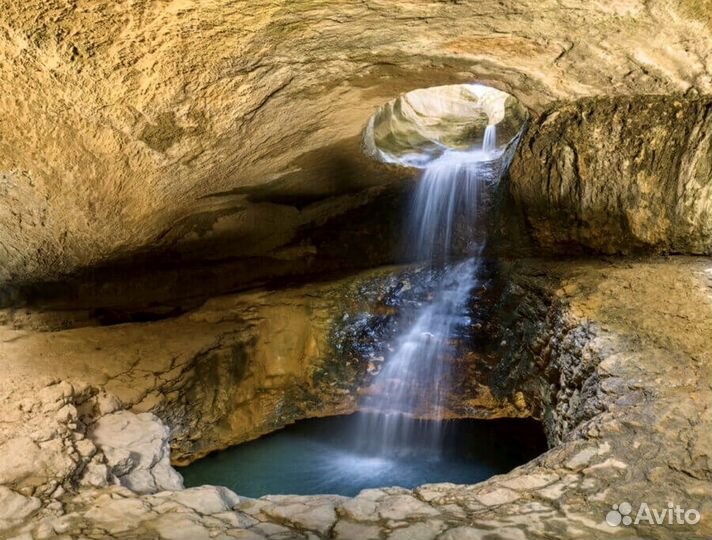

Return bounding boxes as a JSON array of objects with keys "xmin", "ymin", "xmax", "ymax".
[
  {"xmin": 2, "ymin": 3, "xmax": 711, "ymax": 539},
  {"xmin": 508, "ymin": 96, "xmax": 712, "ymax": 255},
  {"xmin": 87, "ymin": 412, "xmax": 183, "ymax": 494},
  {"xmin": 0, "ymin": 263, "xmax": 518, "ymax": 468},
  {"xmin": 1, "ymin": 1, "xmax": 712, "ymax": 286},
  {"xmin": 363, "ymin": 84, "xmax": 528, "ymax": 166}
]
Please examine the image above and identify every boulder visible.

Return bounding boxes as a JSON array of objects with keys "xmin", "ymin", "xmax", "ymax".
[
  {"xmin": 87, "ymin": 412, "xmax": 183, "ymax": 494},
  {"xmin": 507, "ymin": 96, "xmax": 712, "ymax": 255}
]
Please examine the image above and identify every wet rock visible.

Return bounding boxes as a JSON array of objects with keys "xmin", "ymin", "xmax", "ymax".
[
  {"xmin": 2, "ymin": 257, "xmax": 712, "ymax": 539},
  {"xmin": 439, "ymin": 527, "xmax": 491, "ymax": 540},
  {"xmin": 0, "ymin": 262, "xmax": 517, "ymax": 469}
]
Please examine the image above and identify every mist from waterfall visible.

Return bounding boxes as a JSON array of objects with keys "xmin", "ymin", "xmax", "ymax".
[
  {"xmin": 358, "ymin": 125, "xmax": 507, "ymax": 456},
  {"xmin": 356, "ymin": 258, "xmax": 478, "ymax": 455}
]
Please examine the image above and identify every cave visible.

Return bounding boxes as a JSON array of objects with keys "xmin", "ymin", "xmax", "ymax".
[
  {"xmin": 1, "ymin": 3, "xmax": 712, "ymax": 540},
  {"xmin": 172, "ymin": 83, "xmax": 547, "ymax": 497}
]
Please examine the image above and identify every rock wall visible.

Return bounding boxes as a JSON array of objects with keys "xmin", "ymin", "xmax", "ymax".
[
  {"xmin": 1, "ymin": 1, "xmax": 712, "ymax": 285},
  {"xmin": 507, "ymin": 96, "xmax": 712, "ymax": 255},
  {"xmin": 363, "ymin": 84, "xmax": 528, "ymax": 166},
  {"xmin": 0, "ymin": 262, "xmax": 523, "ymax": 469},
  {"xmin": 487, "ymin": 259, "xmax": 613, "ymax": 445}
]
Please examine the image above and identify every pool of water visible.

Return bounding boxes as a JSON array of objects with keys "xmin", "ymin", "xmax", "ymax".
[{"xmin": 179, "ymin": 413, "xmax": 547, "ymax": 498}]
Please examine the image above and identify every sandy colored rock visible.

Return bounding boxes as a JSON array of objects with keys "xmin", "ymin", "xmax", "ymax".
[
  {"xmin": 377, "ymin": 494, "xmax": 441, "ymax": 520},
  {"xmin": 150, "ymin": 486, "xmax": 240, "ymax": 515},
  {"xmin": 334, "ymin": 521, "xmax": 380, "ymax": 540},
  {"xmin": 0, "ymin": 487, "xmax": 41, "ymax": 522},
  {"xmin": 364, "ymin": 84, "xmax": 528, "ymax": 166},
  {"xmin": 1, "ymin": 1, "xmax": 712, "ymax": 285},
  {"xmin": 88, "ymin": 411, "xmax": 183, "ymax": 494},
  {"xmin": 0, "ymin": 257, "xmax": 710, "ymax": 539},
  {"xmin": 0, "ymin": 263, "xmax": 521, "ymax": 466}
]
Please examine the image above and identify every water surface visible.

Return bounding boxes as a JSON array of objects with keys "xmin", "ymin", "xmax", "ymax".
[{"xmin": 180, "ymin": 413, "xmax": 546, "ymax": 498}]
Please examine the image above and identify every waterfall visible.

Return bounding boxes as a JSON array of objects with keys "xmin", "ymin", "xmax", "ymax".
[
  {"xmin": 357, "ymin": 258, "xmax": 477, "ymax": 455},
  {"xmin": 482, "ymin": 124, "xmax": 497, "ymax": 153},
  {"xmin": 408, "ymin": 149, "xmax": 496, "ymax": 263},
  {"xmin": 358, "ymin": 141, "xmax": 506, "ymax": 457}
]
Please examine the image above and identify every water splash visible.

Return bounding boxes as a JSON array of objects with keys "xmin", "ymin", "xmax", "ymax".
[
  {"xmin": 358, "ymin": 258, "xmax": 478, "ymax": 455},
  {"xmin": 358, "ymin": 140, "xmax": 507, "ymax": 457}
]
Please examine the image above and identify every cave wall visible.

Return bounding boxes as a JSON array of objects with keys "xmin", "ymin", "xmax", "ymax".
[
  {"xmin": 9, "ymin": 92, "xmax": 712, "ymax": 312},
  {"xmin": 0, "ymin": 262, "xmax": 524, "ymax": 469},
  {"xmin": 486, "ymin": 259, "xmax": 606, "ymax": 446},
  {"xmin": 507, "ymin": 96, "xmax": 712, "ymax": 255},
  {"xmin": 1, "ymin": 0, "xmax": 712, "ymax": 286}
]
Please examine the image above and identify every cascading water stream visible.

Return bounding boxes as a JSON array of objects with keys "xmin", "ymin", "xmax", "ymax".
[
  {"xmin": 482, "ymin": 124, "xmax": 497, "ymax": 153},
  {"xmin": 180, "ymin": 113, "xmax": 546, "ymax": 497},
  {"xmin": 358, "ymin": 125, "xmax": 505, "ymax": 456}
]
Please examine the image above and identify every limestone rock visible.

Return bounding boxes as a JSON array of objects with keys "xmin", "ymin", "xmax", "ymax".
[
  {"xmin": 0, "ymin": 487, "xmax": 41, "ymax": 529},
  {"xmin": 0, "ymin": 263, "xmax": 521, "ymax": 468},
  {"xmin": 333, "ymin": 521, "xmax": 381, "ymax": 540},
  {"xmin": 388, "ymin": 521, "xmax": 445, "ymax": 540},
  {"xmin": 363, "ymin": 84, "xmax": 528, "ymax": 167},
  {"xmin": 87, "ymin": 411, "xmax": 183, "ymax": 494},
  {"xmin": 0, "ymin": 381, "xmax": 93, "ymax": 497},
  {"xmin": 376, "ymin": 494, "xmax": 441, "ymax": 520},
  {"xmin": 256, "ymin": 495, "xmax": 345, "ymax": 535},
  {"xmin": 508, "ymin": 96, "xmax": 712, "ymax": 255},
  {"xmin": 1, "ymin": 1, "xmax": 712, "ymax": 290},
  {"xmin": 2, "ymin": 257, "xmax": 712, "ymax": 539},
  {"xmin": 79, "ymin": 458, "xmax": 110, "ymax": 489},
  {"xmin": 150, "ymin": 486, "xmax": 240, "ymax": 515}
]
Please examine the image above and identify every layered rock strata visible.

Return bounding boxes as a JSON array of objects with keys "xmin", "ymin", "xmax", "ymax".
[
  {"xmin": 507, "ymin": 96, "xmax": 712, "ymax": 255},
  {"xmin": 0, "ymin": 262, "xmax": 519, "ymax": 470}
]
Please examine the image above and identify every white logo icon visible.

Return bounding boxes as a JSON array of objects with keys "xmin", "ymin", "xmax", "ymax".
[
  {"xmin": 606, "ymin": 502, "xmax": 633, "ymax": 526},
  {"xmin": 605, "ymin": 501, "xmax": 701, "ymax": 527}
]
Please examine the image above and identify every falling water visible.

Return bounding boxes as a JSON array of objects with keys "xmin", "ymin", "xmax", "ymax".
[
  {"xmin": 358, "ymin": 140, "xmax": 506, "ymax": 456},
  {"xmin": 482, "ymin": 124, "xmax": 497, "ymax": 153},
  {"xmin": 179, "ymin": 120, "xmax": 543, "ymax": 497},
  {"xmin": 408, "ymin": 149, "xmax": 497, "ymax": 263},
  {"xmin": 357, "ymin": 258, "xmax": 478, "ymax": 455}
]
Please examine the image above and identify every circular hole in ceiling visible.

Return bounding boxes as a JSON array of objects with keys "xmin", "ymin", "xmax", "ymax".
[{"xmin": 363, "ymin": 83, "xmax": 529, "ymax": 168}]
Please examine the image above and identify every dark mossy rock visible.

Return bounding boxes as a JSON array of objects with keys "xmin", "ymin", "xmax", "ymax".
[{"xmin": 505, "ymin": 95, "xmax": 712, "ymax": 255}]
